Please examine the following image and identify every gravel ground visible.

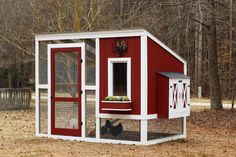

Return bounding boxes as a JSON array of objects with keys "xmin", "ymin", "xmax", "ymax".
[{"xmin": 0, "ymin": 107, "xmax": 236, "ymax": 157}]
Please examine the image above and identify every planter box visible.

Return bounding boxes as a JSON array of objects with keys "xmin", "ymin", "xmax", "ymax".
[{"xmin": 100, "ymin": 101, "xmax": 132, "ymax": 111}]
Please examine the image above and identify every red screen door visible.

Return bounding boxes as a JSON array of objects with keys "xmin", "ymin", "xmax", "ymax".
[{"xmin": 51, "ymin": 47, "xmax": 81, "ymax": 136}]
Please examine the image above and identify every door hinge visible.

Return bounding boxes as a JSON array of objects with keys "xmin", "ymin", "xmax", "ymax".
[
  {"xmin": 81, "ymin": 90, "xmax": 83, "ymax": 94},
  {"xmin": 81, "ymin": 59, "xmax": 83, "ymax": 63},
  {"xmin": 81, "ymin": 122, "xmax": 83, "ymax": 126}
]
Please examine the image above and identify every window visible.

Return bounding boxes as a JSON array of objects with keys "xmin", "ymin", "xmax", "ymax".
[
  {"xmin": 113, "ymin": 63, "xmax": 127, "ymax": 96},
  {"xmin": 108, "ymin": 58, "xmax": 131, "ymax": 99}
]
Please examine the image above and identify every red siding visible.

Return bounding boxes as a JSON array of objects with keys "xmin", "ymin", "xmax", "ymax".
[
  {"xmin": 100, "ymin": 37, "xmax": 141, "ymax": 115},
  {"xmin": 156, "ymin": 74, "xmax": 169, "ymax": 118},
  {"xmin": 147, "ymin": 38, "xmax": 184, "ymax": 115}
]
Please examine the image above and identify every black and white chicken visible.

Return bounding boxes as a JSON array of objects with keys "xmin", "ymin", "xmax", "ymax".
[{"xmin": 100, "ymin": 120, "xmax": 123, "ymax": 137}]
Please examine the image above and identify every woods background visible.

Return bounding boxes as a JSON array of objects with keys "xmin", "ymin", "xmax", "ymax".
[{"xmin": 0, "ymin": 0, "xmax": 235, "ymax": 101}]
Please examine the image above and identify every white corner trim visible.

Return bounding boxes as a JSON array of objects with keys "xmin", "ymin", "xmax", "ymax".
[
  {"xmin": 97, "ymin": 113, "xmax": 157, "ymax": 120},
  {"xmin": 81, "ymin": 43, "xmax": 86, "ymax": 138},
  {"xmin": 140, "ymin": 36, "xmax": 148, "ymax": 117},
  {"xmin": 35, "ymin": 40, "xmax": 39, "ymax": 136},
  {"xmin": 95, "ymin": 38, "xmax": 100, "ymax": 139},
  {"xmin": 107, "ymin": 57, "xmax": 131, "ymax": 100},
  {"xmin": 146, "ymin": 31, "xmax": 186, "ymax": 65},
  {"xmin": 184, "ymin": 62, "xmax": 187, "ymax": 75},
  {"xmin": 47, "ymin": 43, "xmax": 52, "ymax": 136}
]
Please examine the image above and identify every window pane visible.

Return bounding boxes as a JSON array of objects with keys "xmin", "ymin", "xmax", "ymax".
[
  {"xmin": 113, "ymin": 63, "xmax": 127, "ymax": 96},
  {"xmin": 85, "ymin": 90, "xmax": 96, "ymax": 137},
  {"xmin": 55, "ymin": 51, "xmax": 78, "ymax": 98},
  {"xmin": 39, "ymin": 89, "xmax": 48, "ymax": 134},
  {"xmin": 84, "ymin": 39, "xmax": 96, "ymax": 85},
  {"xmin": 55, "ymin": 101, "xmax": 78, "ymax": 129},
  {"xmin": 39, "ymin": 41, "xmax": 49, "ymax": 84}
]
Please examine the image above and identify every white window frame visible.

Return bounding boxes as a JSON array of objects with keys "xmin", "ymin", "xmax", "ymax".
[{"xmin": 108, "ymin": 58, "xmax": 131, "ymax": 100}]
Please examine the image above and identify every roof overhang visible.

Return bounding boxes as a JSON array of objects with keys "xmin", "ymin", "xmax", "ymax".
[
  {"xmin": 35, "ymin": 29, "xmax": 186, "ymax": 65},
  {"xmin": 35, "ymin": 29, "xmax": 146, "ymax": 41}
]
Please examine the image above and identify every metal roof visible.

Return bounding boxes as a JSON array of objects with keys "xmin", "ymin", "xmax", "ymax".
[{"xmin": 158, "ymin": 72, "xmax": 189, "ymax": 79}]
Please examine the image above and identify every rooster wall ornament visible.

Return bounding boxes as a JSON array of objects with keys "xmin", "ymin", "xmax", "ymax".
[{"xmin": 112, "ymin": 39, "xmax": 128, "ymax": 57}]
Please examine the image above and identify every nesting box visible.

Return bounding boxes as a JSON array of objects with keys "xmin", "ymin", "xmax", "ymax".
[{"xmin": 157, "ymin": 72, "xmax": 190, "ymax": 119}]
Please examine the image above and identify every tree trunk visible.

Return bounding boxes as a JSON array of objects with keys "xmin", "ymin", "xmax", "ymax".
[
  {"xmin": 229, "ymin": 0, "xmax": 233, "ymax": 96},
  {"xmin": 206, "ymin": 0, "xmax": 222, "ymax": 109},
  {"xmin": 197, "ymin": 0, "xmax": 203, "ymax": 91},
  {"xmin": 194, "ymin": 21, "xmax": 198, "ymax": 94}
]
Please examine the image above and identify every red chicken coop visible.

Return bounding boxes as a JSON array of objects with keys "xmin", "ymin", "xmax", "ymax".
[{"xmin": 35, "ymin": 29, "xmax": 190, "ymax": 145}]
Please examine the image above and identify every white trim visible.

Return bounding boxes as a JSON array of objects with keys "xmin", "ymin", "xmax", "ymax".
[
  {"xmin": 183, "ymin": 117, "xmax": 187, "ymax": 137},
  {"xmin": 47, "ymin": 44, "xmax": 51, "ymax": 136},
  {"xmin": 37, "ymin": 132, "xmax": 186, "ymax": 146},
  {"xmin": 108, "ymin": 58, "xmax": 131, "ymax": 100},
  {"xmin": 81, "ymin": 43, "xmax": 86, "ymax": 138},
  {"xmin": 140, "ymin": 36, "xmax": 148, "ymax": 117},
  {"xmin": 47, "ymin": 135, "xmax": 142, "ymax": 145},
  {"xmin": 84, "ymin": 85, "xmax": 96, "ymax": 90},
  {"xmin": 47, "ymin": 43, "xmax": 85, "ymax": 49},
  {"xmin": 38, "ymin": 84, "xmax": 48, "ymax": 89},
  {"xmin": 184, "ymin": 62, "xmax": 187, "ymax": 75},
  {"xmin": 95, "ymin": 38, "xmax": 100, "ymax": 139},
  {"xmin": 147, "ymin": 134, "xmax": 186, "ymax": 145},
  {"xmin": 146, "ymin": 31, "xmax": 186, "ymax": 65},
  {"xmin": 35, "ymin": 29, "xmax": 146, "ymax": 41},
  {"xmin": 140, "ymin": 36, "xmax": 148, "ymax": 144},
  {"xmin": 47, "ymin": 43, "xmax": 85, "ymax": 137},
  {"xmin": 101, "ymin": 108, "xmax": 132, "ymax": 111},
  {"xmin": 35, "ymin": 40, "xmax": 39, "ymax": 136},
  {"xmin": 97, "ymin": 113, "xmax": 157, "ymax": 120},
  {"xmin": 141, "ymin": 120, "xmax": 148, "ymax": 144}
]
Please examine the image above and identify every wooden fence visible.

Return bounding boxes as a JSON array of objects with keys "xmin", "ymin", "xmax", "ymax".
[{"xmin": 0, "ymin": 88, "xmax": 31, "ymax": 110}]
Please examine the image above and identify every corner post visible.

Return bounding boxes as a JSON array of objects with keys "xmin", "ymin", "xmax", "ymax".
[
  {"xmin": 95, "ymin": 38, "xmax": 101, "ymax": 139},
  {"xmin": 182, "ymin": 117, "xmax": 187, "ymax": 137},
  {"xmin": 35, "ymin": 40, "xmax": 39, "ymax": 136},
  {"xmin": 140, "ymin": 34, "xmax": 148, "ymax": 144}
]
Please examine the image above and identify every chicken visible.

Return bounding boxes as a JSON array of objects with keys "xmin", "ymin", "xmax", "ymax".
[
  {"xmin": 101, "ymin": 120, "xmax": 111, "ymax": 135},
  {"xmin": 109, "ymin": 123, "xmax": 123, "ymax": 137},
  {"xmin": 100, "ymin": 120, "xmax": 123, "ymax": 137}
]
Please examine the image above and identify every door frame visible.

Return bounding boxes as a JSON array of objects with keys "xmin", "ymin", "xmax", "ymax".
[{"xmin": 47, "ymin": 43, "xmax": 85, "ymax": 137}]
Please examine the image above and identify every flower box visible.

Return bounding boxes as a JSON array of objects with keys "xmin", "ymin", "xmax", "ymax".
[{"xmin": 100, "ymin": 100, "xmax": 132, "ymax": 111}]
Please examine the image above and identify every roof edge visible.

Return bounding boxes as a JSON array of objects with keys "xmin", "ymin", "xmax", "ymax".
[{"xmin": 35, "ymin": 29, "xmax": 146, "ymax": 41}]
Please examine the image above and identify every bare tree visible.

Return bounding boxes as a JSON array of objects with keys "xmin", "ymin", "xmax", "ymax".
[{"xmin": 205, "ymin": 0, "xmax": 222, "ymax": 109}]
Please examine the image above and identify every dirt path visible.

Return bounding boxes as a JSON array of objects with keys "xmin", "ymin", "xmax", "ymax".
[{"xmin": 0, "ymin": 108, "xmax": 236, "ymax": 157}]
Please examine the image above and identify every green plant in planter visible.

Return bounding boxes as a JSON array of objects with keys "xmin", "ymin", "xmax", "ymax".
[{"xmin": 104, "ymin": 96, "xmax": 130, "ymax": 101}]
